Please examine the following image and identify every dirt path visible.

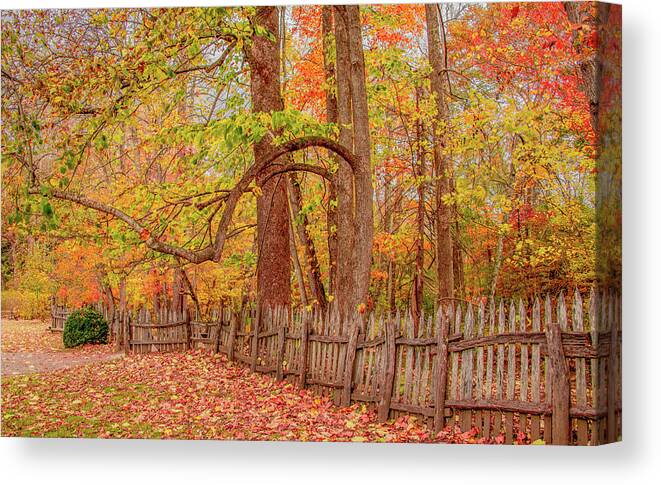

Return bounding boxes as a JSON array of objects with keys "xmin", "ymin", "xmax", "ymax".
[
  {"xmin": 1, "ymin": 319, "xmax": 123, "ymax": 376},
  {"xmin": 2, "ymin": 350, "xmax": 124, "ymax": 376}
]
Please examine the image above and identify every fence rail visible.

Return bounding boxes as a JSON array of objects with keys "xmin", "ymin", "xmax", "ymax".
[{"xmin": 121, "ymin": 288, "xmax": 621, "ymax": 445}]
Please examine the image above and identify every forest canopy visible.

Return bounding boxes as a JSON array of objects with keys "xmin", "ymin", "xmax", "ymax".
[{"xmin": 1, "ymin": 3, "xmax": 611, "ymax": 319}]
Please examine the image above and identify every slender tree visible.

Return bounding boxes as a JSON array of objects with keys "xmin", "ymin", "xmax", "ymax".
[{"xmin": 425, "ymin": 3, "xmax": 454, "ymax": 303}]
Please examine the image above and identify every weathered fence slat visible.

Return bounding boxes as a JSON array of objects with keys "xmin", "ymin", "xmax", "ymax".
[
  {"xmin": 573, "ymin": 290, "xmax": 588, "ymax": 444},
  {"xmin": 543, "ymin": 296, "xmax": 553, "ymax": 444},
  {"xmin": 378, "ymin": 315, "xmax": 397, "ymax": 421},
  {"xmin": 341, "ymin": 319, "xmax": 360, "ymax": 406},
  {"xmin": 475, "ymin": 301, "xmax": 486, "ymax": 437},
  {"xmin": 460, "ymin": 304, "xmax": 474, "ymax": 431},
  {"xmin": 607, "ymin": 291, "xmax": 619, "ymax": 443},
  {"xmin": 433, "ymin": 305, "xmax": 450, "ymax": 432},
  {"xmin": 530, "ymin": 297, "xmax": 541, "ymax": 442},
  {"xmin": 518, "ymin": 299, "xmax": 529, "ymax": 439},
  {"xmin": 547, "ymin": 293, "xmax": 570, "ymax": 444},
  {"xmin": 505, "ymin": 301, "xmax": 516, "ymax": 443},
  {"xmin": 484, "ymin": 300, "xmax": 495, "ymax": 440},
  {"xmin": 495, "ymin": 301, "xmax": 506, "ymax": 438}
]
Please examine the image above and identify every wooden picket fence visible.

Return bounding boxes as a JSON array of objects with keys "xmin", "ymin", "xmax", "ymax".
[
  {"xmin": 124, "ymin": 289, "xmax": 621, "ymax": 445},
  {"xmin": 49, "ymin": 303, "xmax": 72, "ymax": 332},
  {"xmin": 1, "ymin": 308, "xmax": 18, "ymax": 320},
  {"xmin": 49, "ymin": 300, "xmax": 115, "ymax": 332}
]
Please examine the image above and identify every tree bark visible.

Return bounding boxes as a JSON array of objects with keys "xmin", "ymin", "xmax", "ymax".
[
  {"xmin": 412, "ymin": 87, "xmax": 426, "ymax": 325},
  {"xmin": 332, "ymin": 5, "xmax": 357, "ymax": 318},
  {"xmin": 346, "ymin": 5, "xmax": 374, "ymax": 316},
  {"xmin": 322, "ymin": 5, "xmax": 339, "ymax": 293},
  {"xmin": 333, "ymin": 5, "xmax": 374, "ymax": 320},
  {"xmin": 287, "ymin": 174, "xmax": 328, "ymax": 310},
  {"xmin": 248, "ymin": 6, "xmax": 291, "ymax": 311},
  {"xmin": 288, "ymin": 216, "xmax": 308, "ymax": 306},
  {"xmin": 425, "ymin": 4, "xmax": 454, "ymax": 303}
]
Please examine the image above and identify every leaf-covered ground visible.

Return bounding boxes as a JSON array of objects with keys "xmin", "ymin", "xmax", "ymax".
[
  {"xmin": 1, "ymin": 319, "xmax": 118, "ymax": 375},
  {"xmin": 1, "ymin": 320, "xmax": 503, "ymax": 443},
  {"xmin": 1, "ymin": 351, "xmax": 463, "ymax": 441},
  {"xmin": 2, "ymin": 319, "xmax": 63, "ymax": 353}
]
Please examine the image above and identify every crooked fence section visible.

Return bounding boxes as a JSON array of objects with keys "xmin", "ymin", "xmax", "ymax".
[
  {"xmin": 49, "ymin": 303, "xmax": 72, "ymax": 332},
  {"xmin": 121, "ymin": 289, "xmax": 620, "ymax": 445},
  {"xmin": 49, "ymin": 300, "xmax": 112, "ymax": 332}
]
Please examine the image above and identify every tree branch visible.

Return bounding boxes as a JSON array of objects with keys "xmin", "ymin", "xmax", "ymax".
[
  {"xmin": 33, "ymin": 135, "xmax": 356, "ymax": 265},
  {"xmin": 259, "ymin": 163, "xmax": 334, "ymax": 185}
]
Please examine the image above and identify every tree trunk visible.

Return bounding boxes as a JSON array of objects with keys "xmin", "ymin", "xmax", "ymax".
[
  {"xmin": 332, "ymin": 5, "xmax": 357, "ymax": 318},
  {"xmin": 564, "ymin": 2, "xmax": 621, "ymax": 290},
  {"xmin": 332, "ymin": 5, "xmax": 374, "ymax": 320},
  {"xmin": 452, "ymin": 223, "xmax": 465, "ymax": 299},
  {"xmin": 489, "ymin": 234, "xmax": 503, "ymax": 301},
  {"xmin": 346, "ymin": 5, "xmax": 374, "ymax": 316},
  {"xmin": 288, "ymin": 215, "xmax": 308, "ymax": 306},
  {"xmin": 287, "ymin": 174, "xmax": 328, "ymax": 310},
  {"xmin": 412, "ymin": 87, "xmax": 426, "ymax": 324},
  {"xmin": 322, "ymin": 5, "xmax": 339, "ymax": 293},
  {"xmin": 248, "ymin": 6, "xmax": 291, "ymax": 311},
  {"xmin": 179, "ymin": 268, "xmax": 201, "ymax": 318},
  {"xmin": 425, "ymin": 4, "xmax": 454, "ymax": 303},
  {"xmin": 172, "ymin": 268, "xmax": 186, "ymax": 315}
]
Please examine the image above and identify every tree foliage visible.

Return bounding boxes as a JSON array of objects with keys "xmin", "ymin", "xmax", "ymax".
[{"xmin": 1, "ymin": 3, "xmax": 604, "ymax": 315}]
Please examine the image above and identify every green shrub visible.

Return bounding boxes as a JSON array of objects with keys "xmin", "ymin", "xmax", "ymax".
[{"xmin": 63, "ymin": 307, "xmax": 108, "ymax": 348}]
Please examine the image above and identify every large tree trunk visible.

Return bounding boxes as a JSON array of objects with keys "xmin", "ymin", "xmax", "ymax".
[
  {"xmin": 425, "ymin": 4, "xmax": 454, "ymax": 304},
  {"xmin": 332, "ymin": 5, "xmax": 357, "ymax": 318},
  {"xmin": 346, "ymin": 5, "xmax": 374, "ymax": 315},
  {"xmin": 332, "ymin": 5, "xmax": 374, "ymax": 320},
  {"xmin": 248, "ymin": 7, "xmax": 291, "ymax": 310}
]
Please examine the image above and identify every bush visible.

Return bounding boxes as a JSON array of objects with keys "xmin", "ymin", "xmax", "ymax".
[{"xmin": 63, "ymin": 306, "xmax": 108, "ymax": 348}]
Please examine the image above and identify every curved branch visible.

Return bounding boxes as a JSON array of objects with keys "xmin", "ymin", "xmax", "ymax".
[
  {"xmin": 34, "ymin": 135, "xmax": 356, "ymax": 265},
  {"xmin": 259, "ymin": 163, "xmax": 334, "ymax": 185},
  {"xmin": 28, "ymin": 187, "xmax": 214, "ymax": 263},
  {"xmin": 196, "ymin": 135, "xmax": 353, "ymax": 211},
  {"xmin": 209, "ymin": 135, "xmax": 356, "ymax": 261},
  {"xmin": 264, "ymin": 136, "xmax": 357, "ymax": 172}
]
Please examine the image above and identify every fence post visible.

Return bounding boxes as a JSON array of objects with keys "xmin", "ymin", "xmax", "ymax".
[
  {"xmin": 341, "ymin": 319, "xmax": 360, "ymax": 407},
  {"xmin": 227, "ymin": 312, "xmax": 237, "ymax": 361},
  {"xmin": 123, "ymin": 311, "xmax": 130, "ymax": 354},
  {"xmin": 276, "ymin": 323, "xmax": 286, "ymax": 381},
  {"xmin": 184, "ymin": 306, "xmax": 192, "ymax": 351},
  {"xmin": 433, "ymin": 305, "xmax": 450, "ymax": 433},
  {"xmin": 607, "ymin": 290, "xmax": 619, "ymax": 442},
  {"xmin": 116, "ymin": 278, "xmax": 127, "ymax": 352},
  {"xmin": 298, "ymin": 310, "xmax": 309, "ymax": 388},
  {"xmin": 251, "ymin": 304, "xmax": 261, "ymax": 372},
  {"xmin": 546, "ymin": 294, "xmax": 570, "ymax": 445},
  {"xmin": 214, "ymin": 305, "xmax": 223, "ymax": 354},
  {"xmin": 378, "ymin": 315, "xmax": 396, "ymax": 422}
]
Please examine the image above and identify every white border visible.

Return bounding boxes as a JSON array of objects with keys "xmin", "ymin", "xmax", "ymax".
[{"xmin": 1, "ymin": 1, "xmax": 659, "ymax": 484}]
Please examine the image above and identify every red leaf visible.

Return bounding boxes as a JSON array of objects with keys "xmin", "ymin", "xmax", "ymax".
[{"xmin": 510, "ymin": 5, "xmax": 520, "ymax": 19}]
